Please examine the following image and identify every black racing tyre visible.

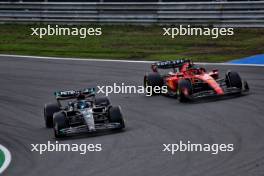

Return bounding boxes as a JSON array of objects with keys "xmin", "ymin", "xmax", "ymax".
[
  {"xmin": 178, "ymin": 79, "xmax": 192, "ymax": 102},
  {"xmin": 144, "ymin": 73, "xmax": 163, "ymax": 96},
  {"xmin": 109, "ymin": 106, "xmax": 125, "ymax": 129},
  {"xmin": 226, "ymin": 71, "xmax": 242, "ymax": 89},
  {"xmin": 53, "ymin": 112, "xmax": 69, "ymax": 138},
  {"xmin": 44, "ymin": 103, "xmax": 60, "ymax": 128},
  {"xmin": 95, "ymin": 96, "xmax": 111, "ymax": 106}
]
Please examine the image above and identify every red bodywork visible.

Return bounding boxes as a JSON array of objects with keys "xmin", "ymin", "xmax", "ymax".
[{"xmin": 152, "ymin": 61, "xmax": 224, "ymax": 95}]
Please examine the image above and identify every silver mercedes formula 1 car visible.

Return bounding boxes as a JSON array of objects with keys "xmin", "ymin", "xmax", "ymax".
[{"xmin": 43, "ymin": 88, "xmax": 125, "ymax": 138}]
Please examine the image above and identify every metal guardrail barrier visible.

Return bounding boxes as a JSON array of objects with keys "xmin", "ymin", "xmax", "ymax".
[{"xmin": 0, "ymin": 1, "xmax": 263, "ymax": 27}]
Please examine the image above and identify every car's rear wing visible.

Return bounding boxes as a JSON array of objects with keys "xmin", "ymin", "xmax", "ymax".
[
  {"xmin": 54, "ymin": 88, "xmax": 95, "ymax": 100},
  {"xmin": 152, "ymin": 59, "xmax": 191, "ymax": 69}
]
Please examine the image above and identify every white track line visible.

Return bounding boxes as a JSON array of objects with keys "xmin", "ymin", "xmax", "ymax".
[
  {"xmin": 0, "ymin": 54, "xmax": 264, "ymax": 67},
  {"xmin": 0, "ymin": 145, "xmax": 11, "ymax": 174}
]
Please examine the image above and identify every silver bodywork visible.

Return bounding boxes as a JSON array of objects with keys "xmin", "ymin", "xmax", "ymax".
[{"xmin": 79, "ymin": 108, "xmax": 95, "ymax": 131}]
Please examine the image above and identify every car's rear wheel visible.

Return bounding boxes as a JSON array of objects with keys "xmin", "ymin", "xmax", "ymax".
[
  {"xmin": 53, "ymin": 112, "xmax": 69, "ymax": 138},
  {"xmin": 95, "ymin": 96, "xmax": 111, "ymax": 106},
  {"xmin": 144, "ymin": 73, "xmax": 164, "ymax": 95},
  {"xmin": 178, "ymin": 79, "xmax": 192, "ymax": 102},
  {"xmin": 109, "ymin": 106, "xmax": 125, "ymax": 129},
  {"xmin": 44, "ymin": 103, "xmax": 60, "ymax": 128},
  {"xmin": 226, "ymin": 71, "xmax": 242, "ymax": 89}
]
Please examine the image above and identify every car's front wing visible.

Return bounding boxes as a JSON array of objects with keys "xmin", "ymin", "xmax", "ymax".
[{"xmin": 60, "ymin": 122, "xmax": 122, "ymax": 135}]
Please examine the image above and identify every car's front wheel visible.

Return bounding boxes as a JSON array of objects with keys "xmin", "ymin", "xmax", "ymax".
[
  {"xmin": 53, "ymin": 112, "xmax": 69, "ymax": 138},
  {"xmin": 109, "ymin": 106, "xmax": 125, "ymax": 130},
  {"xmin": 226, "ymin": 71, "xmax": 242, "ymax": 89},
  {"xmin": 44, "ymin": 103, "xmax": 60, "ymax": 128}
]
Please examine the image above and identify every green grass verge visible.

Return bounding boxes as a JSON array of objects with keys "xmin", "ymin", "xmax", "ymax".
[
  {"xmin": 0, "ymin": 24, "xmax": 264, "ymax": 62},
  {"xmin": 0, "ymin": 149, "xmax": 5, "ymax": 168}
]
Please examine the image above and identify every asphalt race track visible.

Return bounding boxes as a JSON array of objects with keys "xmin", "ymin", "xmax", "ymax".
[{"xmin": 0, "ymin": 56, "xmax": 264, "ymax": 176}]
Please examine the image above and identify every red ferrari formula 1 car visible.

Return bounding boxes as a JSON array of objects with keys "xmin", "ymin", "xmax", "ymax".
[{"xmin": 144, "ymin": 59, "xmax": 249, "ymax": 102}]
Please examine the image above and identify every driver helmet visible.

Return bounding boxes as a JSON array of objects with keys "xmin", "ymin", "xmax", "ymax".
[{"xmin": 77, "ymin": 100, "xmax": 89, "ymax": 110}]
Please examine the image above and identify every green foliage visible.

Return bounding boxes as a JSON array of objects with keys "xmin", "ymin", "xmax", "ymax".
[{"xmin": 0, "ymin": 24, "xmax": 263, "ymax": 62}]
